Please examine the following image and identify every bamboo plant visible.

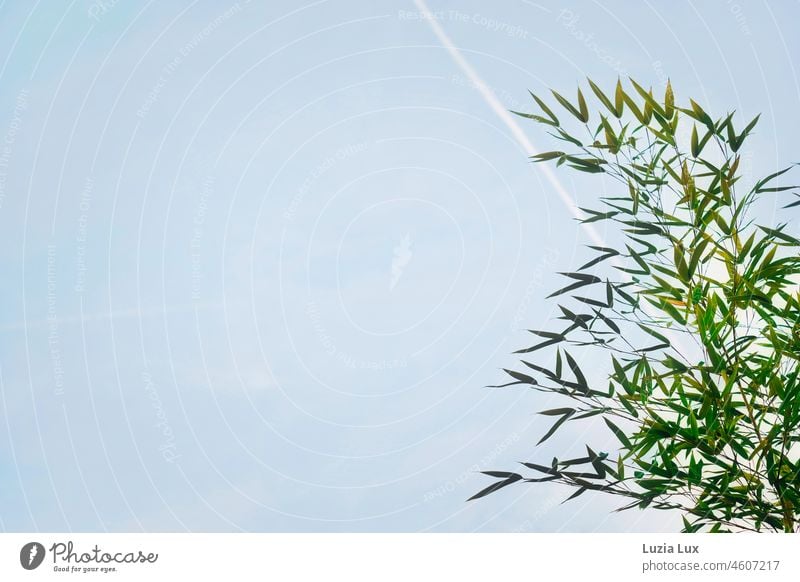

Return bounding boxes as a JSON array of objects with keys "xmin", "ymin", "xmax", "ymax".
[{"xmin": 471, "ymin": 78, "xmax": 800, "ymax": 533}]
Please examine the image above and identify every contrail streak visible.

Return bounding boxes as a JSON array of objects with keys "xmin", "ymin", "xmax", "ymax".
[
  {"xmin": 412, "ymin": 0, "xmax": 606, "ymax": 248},
  {"xmin": 412, "ymin": 1, "xmax": 693, "ymax": 356}
]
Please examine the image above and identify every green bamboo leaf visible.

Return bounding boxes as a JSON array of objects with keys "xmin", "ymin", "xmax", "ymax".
[
  {"xmin": 510, "ymin": 110, "xmax": 558, "ymax": 126},
  {"xmin": 628, "ymin": 180, "xmax": 639, "ymax": 214},
  {"xmin": 645, "ymin": 296, "xmax": 686, "ymax": 325},
  {"xmin": 629, "ymin": 78, "xmax": 664, "ymax": 117},
  {"xmin": 521, "ymin": 462, "xmax": 559, "ymax": 475},
  {"xmin": 593, "ymin": 310, "xmax": 620, "ymax": 333},
  {"xmin": 688, "ymin": 98, "xmax": 714, "ymax": 130},
  {"xmin": 736, "ymin": 114, "xmax": 760, "ymax": 149},
  {"xmin": 481, "ymin": 471, "xmax": 522, "ymax": 479},
  {"xmin": 579, "ymin": 207, "xmax": 619, "ymax": 223},
  {"xmin": 551, "ymin": 89, "xmax": 586, "ymax": 122},
  {"xmin": 537, "ymin": 409, "xmax": 575, "ymax": 445},
  {"xmin": 664, "ymin": 79, "xmax": 674, "ymax": 119},
  {"xmin": 546, "ymin": 272, "xmax": 601, "ymax": 298},
  {"xmin": 783, "ymin": 194, "xmax": 800, "ymax": 208},
  {"xmin": 577, "ymin": 88, "xmax": 589, "ymax": 122},
  {"xmin": 563, "ymin": 487, "xmax": 588, "ymax": 502},
  {"xmin": 687, "ymin": 238, "xmax": 711, "ymax": 278},
  {"xmin": 529, "ymin": 90, "xmax": 559, "ymax": 125},
  {"xmin": 513, "ymin": 338, "xmax": 562, "ymax": 354},
  {"xmin": 637, "ymin": 323, "xmax": 670, "ymax": 347},
  {"xmin": 564, "ymin": 351, "xmax": 588, "ymax": 388},
  {"xmin": 566, "ymin": 155, "xmax": 605, "ymax": 167},
  {"xmin": 756, "ymin": 186, "xmax": 797, "ymax": 193},
  {"xmin": 726, "ymin": 117, "xmax": 739, "ymax": 151},
  {"xmin": 673, "ymin": 242, "xmax": 690, "ymax": 282},
  {"xmin": 530, "ymin": 151, "xmax": 566, "ymax": 161},
  {"xmin": 555, "ymin": 349, "xmax": 563, "ymax": 378},
  {"xmin": 753, "ymin": 164, "xmax": 797, "ymax": 193},
  {"xmin": 622, "ymin": 91, "xmax": 644, "ymax": 123},
  {"xmin": 568, "ymin": 163, "xmax": 605, "ymax": 174},
  {"xmin": 528, "ymin": 330, "xmax": 565, "ymax": 339},
  {"xmin": 539, "ymin": 407, "xmax": 576, "ymax": 416},
  {"xmin": 559, "ymin": 306, "xmax": 591, "ymax": 330},
  {"xmin": 613, "ymin": 284, "xmax": 637, "ymax": 307},
  {"xmin": 604, "ymin": 418, "xmax": 632, "ymax": 448},
  {"xmin": 587, "ymin": 78, "xmax": 618, "ymax": 118},
  {"xmin": 614, "ymin": 79, "xmax": 625, "ymax": 117},
  {"xmin": 600, "ymin": 115, "xmax": 619, "ymax": 153},
  {"xmin": 488, "ymin": 369, "xmax": 538, "ymax": 388},
  {"xmin": 552, "ymin": 127, "xmax": 583, "ymax": 147},
  {"xmin": 520, "ymin": 361, "xmax": 559, "ymax": 382},
  {"xmin": 467, "ymin": 474, "xmax": 523, "ymax": 500},
  {"xmin": 759, "ymin": 225, "xmax": 800, "ymax": 245},
  {"xmin": 578, "ymin": 249, "xmax": 619, "ymax": 271}
]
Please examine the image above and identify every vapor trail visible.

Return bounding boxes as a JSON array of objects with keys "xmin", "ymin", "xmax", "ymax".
[{"xmin": 412, "ymin": 0, "xmax": 606, "ymax": 248}]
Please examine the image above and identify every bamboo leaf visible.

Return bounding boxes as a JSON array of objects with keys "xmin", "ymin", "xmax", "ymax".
[
  {"xmin": 563, "ymin": 487, "xmax": 588, "ymax": 502},
  {"xmin": 588, "ymin": 78, "xmax": 618, "ymax": 118},
  {"xmin": 577, "ymin": 88, "xmax": 590, "ymax": 122},
  {"xmin": 538, "ymin": 410, "xmax": 575, "ymax": 445},
  {"xmin": 687, "ymin": 239, "xmax": 711, "ymax": 278},
  {"xmin": 467, "ymin": 474, "xmax": 523, "ymax": 501},
  {"xmin": 637, "ymin": 323, "xmax": 670, "ymax": 347},
  {"xmin": 488, "ymin": 369, "xmax": 538, "ymax": 388},
  {"xmin": 530, "ymin": 151, "xmax": 566, "ymax": 162},
  {"xmin": 614, "ymin": 79, "xmax": 625, "ymax": 117},
  {"xmin": 604, "ymin": 418, "xmax": 632, "ymax": 448},
  {"xmin": 539, "ymin": 407, "xmax": 576, "ymax": 416},
  {"xmin": 564, "ymin": 351, "xmax": 588, "ymax": 389},
  {"xmin": 510, "ymin": 110, "xmax": 558, "ymax": 126},
  {"xmin": 753, "ymin": 164, "xmax": 797, "ymax": 193},
  {"xmin": 529, "ymin": 90, "xmax": 559, "ymax": 125},
  {"xmin": 664, "ymin": 79, "xmax": 674, "ymax": 118},
  {"xmin": 552, "ymin": 89, "xmax": 586, "ymax": 122}
]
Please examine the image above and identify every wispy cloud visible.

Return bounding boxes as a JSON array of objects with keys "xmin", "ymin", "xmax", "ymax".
[{"xmin": 390, "ymin": 233, "xmax": 413, "ymax": 291}]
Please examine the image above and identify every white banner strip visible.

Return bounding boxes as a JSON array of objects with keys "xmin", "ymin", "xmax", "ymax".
[{"xmin": 1, "ymin": 533, "xmax": 797, "ymax": 581}]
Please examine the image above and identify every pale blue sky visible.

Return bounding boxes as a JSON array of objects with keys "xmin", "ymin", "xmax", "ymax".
[{"xmin": 0, "ymin": 0, "xmax": 797, "ymax": 532}]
